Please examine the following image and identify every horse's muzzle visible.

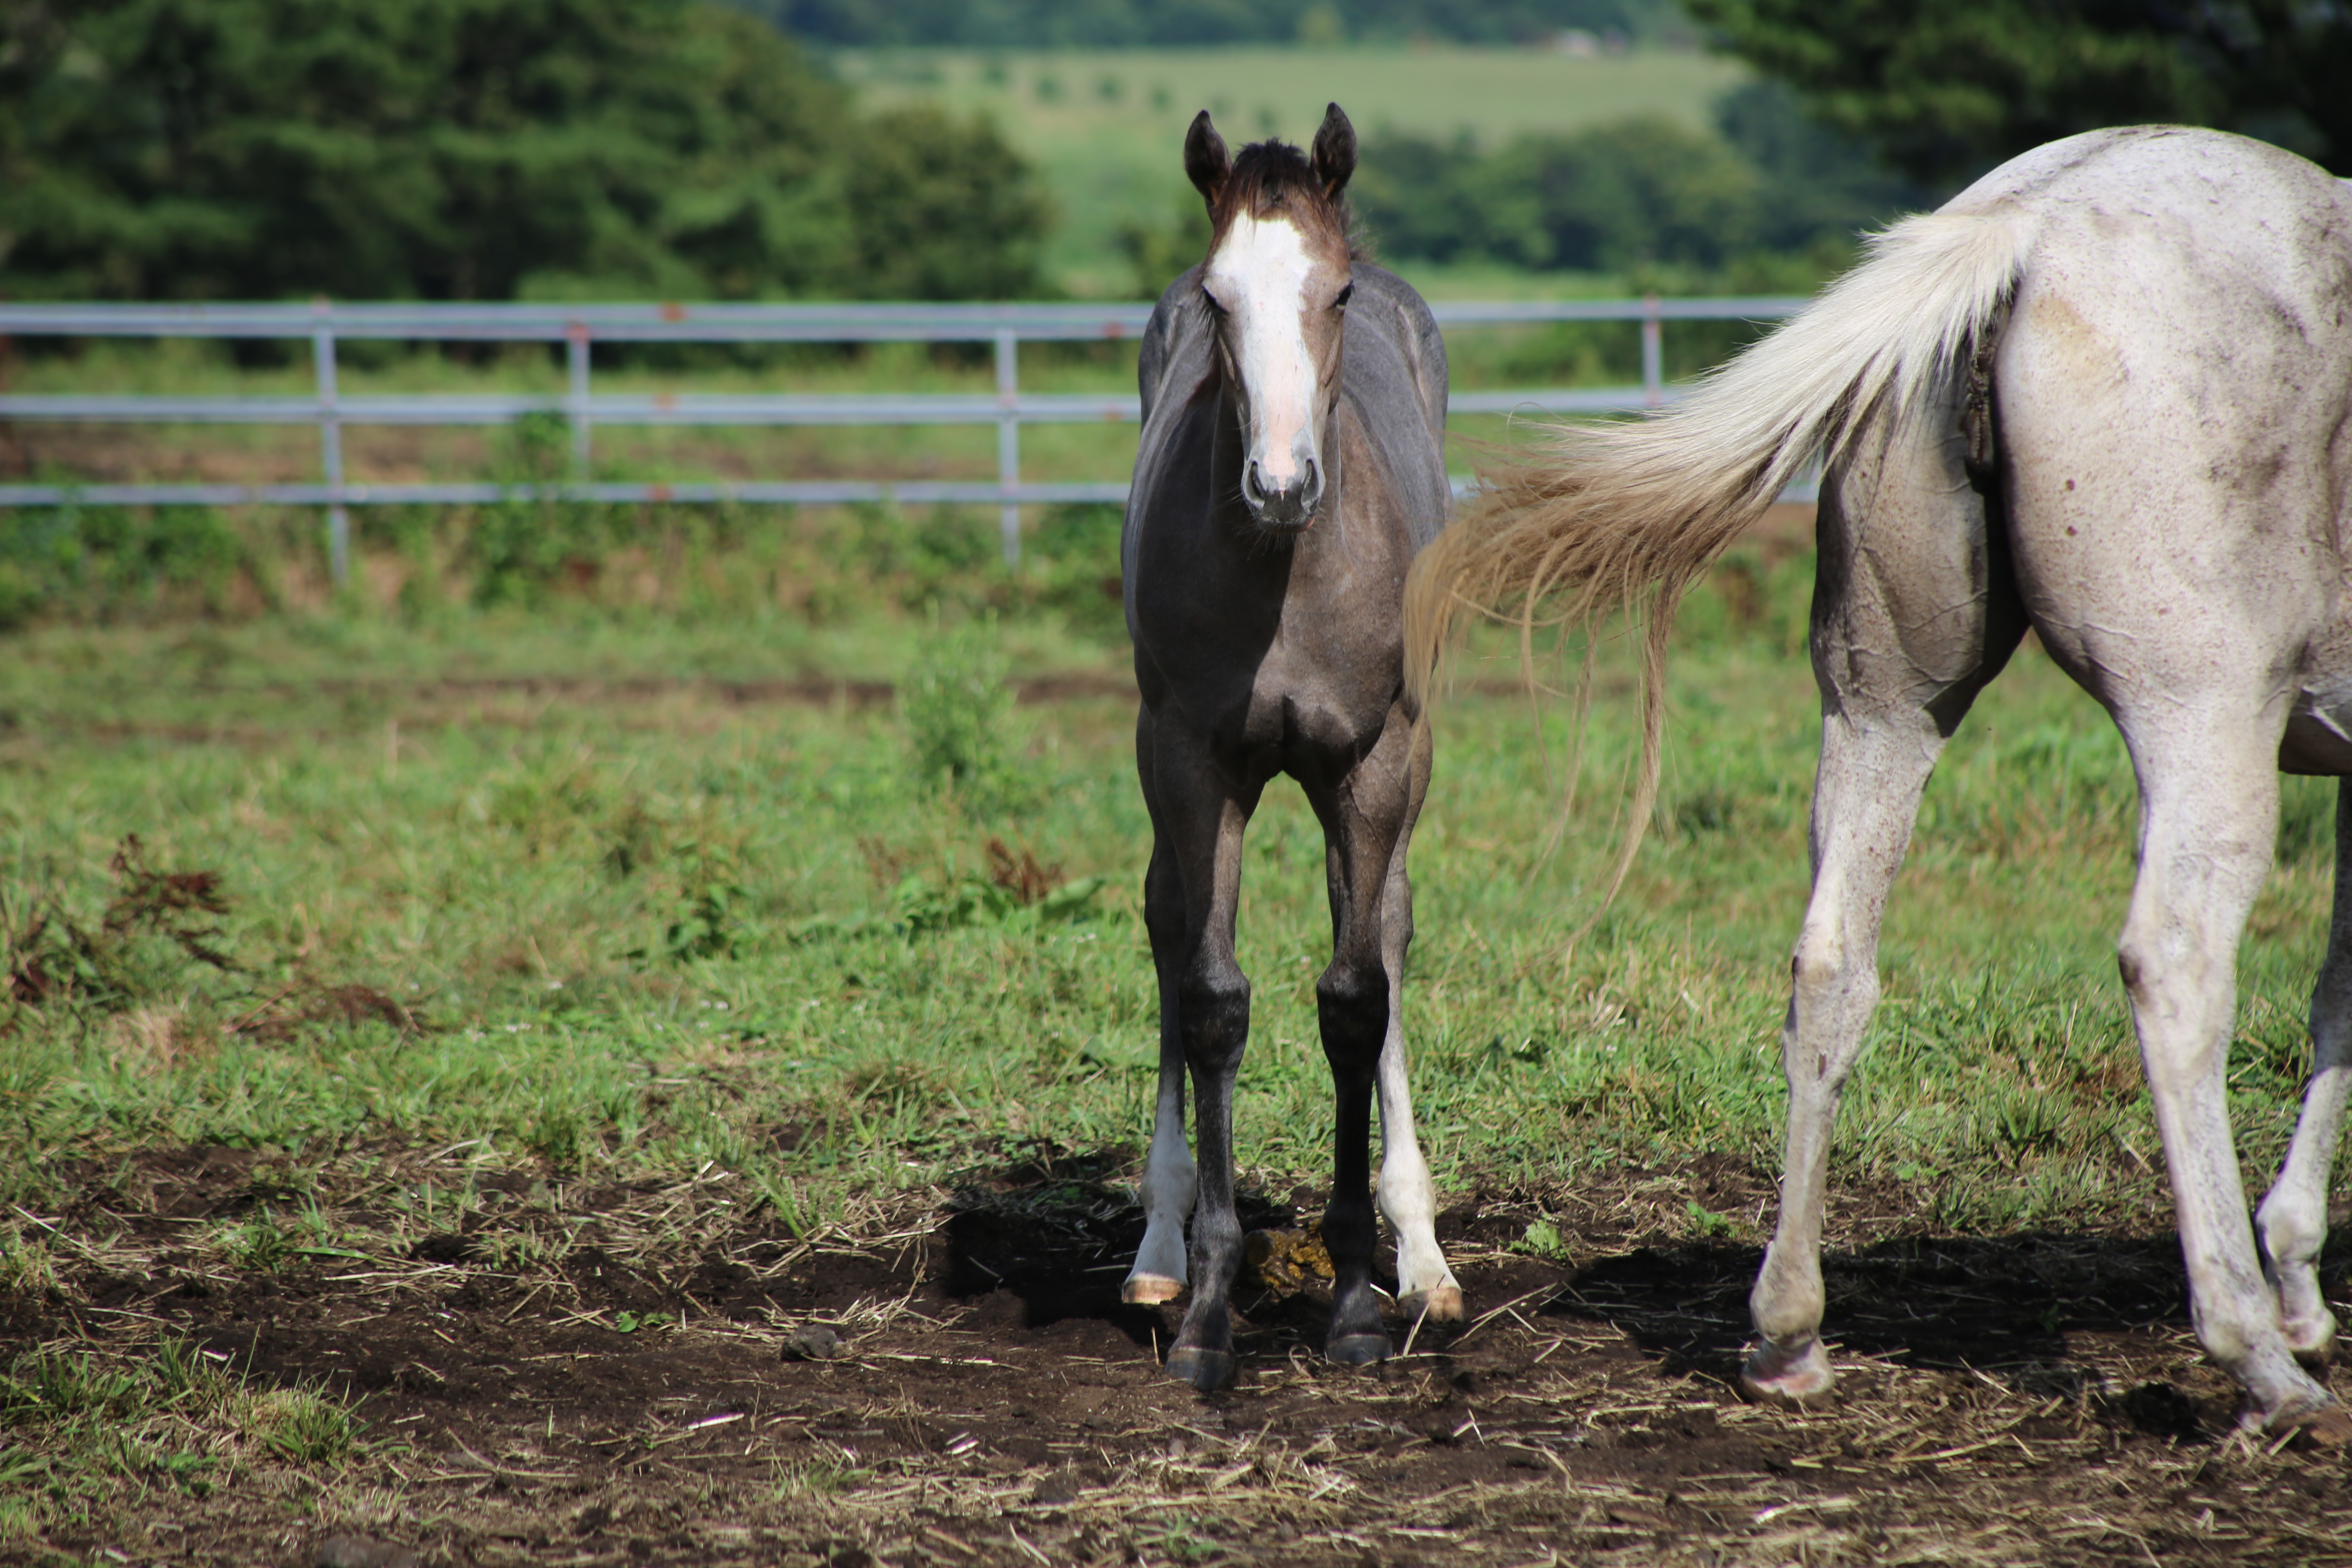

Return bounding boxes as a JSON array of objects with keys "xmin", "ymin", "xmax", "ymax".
[{"xmin": 1243, "ymin": 455, "xmax": 1322, "ymax": 531}]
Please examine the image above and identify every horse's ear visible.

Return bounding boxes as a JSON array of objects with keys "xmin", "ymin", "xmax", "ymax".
[
  {"xmin": 1185, "ymin": 111, "xmax": 1230, "ymax": 207},
  {"xmin": 1311, "ymin": 102, "xmax": 1356, "ymax": 199}
]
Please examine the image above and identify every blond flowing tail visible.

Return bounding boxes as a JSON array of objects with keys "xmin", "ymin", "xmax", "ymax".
[{"xmin": 1404, "ymin": 207, "xmax": 2035, "ymax": 902}]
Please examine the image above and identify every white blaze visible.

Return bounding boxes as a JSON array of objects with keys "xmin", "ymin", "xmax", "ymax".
[{"xmin": 1205, "ymin": 212, "xmax": 1319, "ymax": 488}]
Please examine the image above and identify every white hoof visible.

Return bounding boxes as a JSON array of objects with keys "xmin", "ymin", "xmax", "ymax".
[
  {"xmin": 1740, "ymin": 1336, "xmax": 1837, "ymax": 1408},
  {"xmin": 1122, "ymin": 1272, "xmax": 1185, "ymax": 1305},
  {"xmin": 2258, "ymin": 1397, "xmax": 2352, "ymax": 1448},
  {"xmin": 1398, "ymin": 1283, "xmax": 1464, "ymax": 1323}
]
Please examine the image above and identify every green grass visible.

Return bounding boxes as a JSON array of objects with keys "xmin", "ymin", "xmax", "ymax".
[
  {"xmin": 0, "ymin": 533, "xmax": 2334, "ymax": 1248},
  {"xmin": 0, "ymin": 510, "xmax": 2343, "ymax": 1552},
  {"xmin": 0, "ymin": 1336, "xmax": 361, "ymax": 1534},
  {"xmin": 831, "ymin": 46, "xmax": 1752, "ymax": 294}
]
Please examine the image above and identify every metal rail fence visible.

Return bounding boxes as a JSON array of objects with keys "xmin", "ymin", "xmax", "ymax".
[{"xmin": 0, "ymin": 295, "xmax": 1805, "ymax": 581}]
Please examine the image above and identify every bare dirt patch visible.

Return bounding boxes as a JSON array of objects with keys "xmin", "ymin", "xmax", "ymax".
[{"xmin": 11, "ymin": 1144, "xmax": 2352, "ymax": 1566}]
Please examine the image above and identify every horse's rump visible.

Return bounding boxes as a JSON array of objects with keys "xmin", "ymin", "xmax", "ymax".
[{"xmin": 1403, "ymin": 124, "xmax": 2352, "ymax": 902}]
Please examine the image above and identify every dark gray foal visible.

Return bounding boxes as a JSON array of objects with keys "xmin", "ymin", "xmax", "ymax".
[{"xmin": 1119, "ymin": 105, "xmax": 1463, "ymax": 1391}]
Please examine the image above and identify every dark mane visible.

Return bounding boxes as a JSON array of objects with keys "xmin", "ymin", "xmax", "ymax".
[{"xmin": 1212, "ymin": 139, "xmax": 1364, "ymax": 257}]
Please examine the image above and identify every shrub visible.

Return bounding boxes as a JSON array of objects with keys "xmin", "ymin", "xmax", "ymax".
[
  {"xmin": 0, "ymin": 503, "xmax": 252, "ymax": 627},
  {"xmin": 900, "ymin": 613, "xmax": 1024, "ymax": 806}
]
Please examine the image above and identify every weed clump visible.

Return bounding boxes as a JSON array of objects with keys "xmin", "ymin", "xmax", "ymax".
[
  {"xmin": 889, "ymin": 865, "xmax": 1105, "ymax": 936},
  {"xmin": 662, "ymin": 843, "xmax": 750, "ymax": 963},
  {"xmin": 0, "ymin": 503, "xmax": 256, "ymax": 631},
  {"xmin": 4, "ymin": 835, "xmax": 234, "ymax": 1014},
  {"xmin": 247, "ymin": 1387, "xmax": 359, "ymax": 1466},
  {"xmin": 0, "ymin": 835, "xmax": 417, "ymax": 1044},
  {"xmin": 469, "ymin": 412, "xmax": 610, "ymax": 609},
  {"xmin": 0, "ymin": 1226, "xmax": 58, "ymax": 1299},
  {"xmin": 900, "ymin": 612, "xmax": 1027, "ymax": 808},
  {"xmin": 0, "ymin": 1336, "xmax": 363, "ymax": 1533}
]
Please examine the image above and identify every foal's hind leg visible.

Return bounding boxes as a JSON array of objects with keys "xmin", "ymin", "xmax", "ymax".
[
  {"xmin": 1376, "ymin": 716, "xmax": 1462, "ymax": 1322},
  {"xmin": 1304, "ymin": 704, "xmax": 1418, "ymax": 1364},
  {"xmin": 1745, "ymin": 700, "xmax": 1953, "ymax": 1403},
  {"xmin": 2114, "ymin": 708, "xmax": 2340, "ymax": 1433},
  {"xmin": 2256, "ymin": 780, "xmax": 2352, "ymax": 1365},
  {"xmin": 1745, "ymin": 400, "xmax": 2024, "ymax": 1406}
]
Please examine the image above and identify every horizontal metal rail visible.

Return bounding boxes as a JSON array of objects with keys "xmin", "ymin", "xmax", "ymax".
[
  {"xmin": 0, "ymin": 296, "xmax": 1809, "ymax": 579},
  {"xmin": 0, "ymin": 384, "xmax": 1675, "ymax": 427},
  {"xmin": 0, "ymin": 392, "xmax": 1147, "ymax": 425},
  {"xmin": 1, "ymin": 478, "xmax": 1673, "ymax": 510},
  {"xmin": 0, "ymin": 296, "xmax": 1802, "ymax": 340},
  {"xmin": 0, "ymin": 480, "xmax": 1139, "ymax": 508}
]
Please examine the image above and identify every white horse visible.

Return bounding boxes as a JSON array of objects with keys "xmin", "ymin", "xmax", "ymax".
[{"xmin": 1406, "ymin": 127, "xmax": 2352, "ymax": 1440}]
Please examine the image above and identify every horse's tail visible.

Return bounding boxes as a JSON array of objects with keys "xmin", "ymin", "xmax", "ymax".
[{"xmin": 1403, "ymin": 205, "xmax": 2033, "ymax": 901}]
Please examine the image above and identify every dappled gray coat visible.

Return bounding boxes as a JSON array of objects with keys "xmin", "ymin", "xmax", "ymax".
[{"xmin": 1121, "ymin": 259, "xmax": 1452, "ymax": 639}]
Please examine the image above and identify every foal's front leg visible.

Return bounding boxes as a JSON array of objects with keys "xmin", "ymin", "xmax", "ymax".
[
  {"xmin": 1377, "ymin": 714, "xmax": 1461, "ymax": 1322},
  {"xmin": 1146, "ymin": 717, "xmax": 1261, "ymax": 1390},
  {"xmin": 1308, "ymin": 711, "xmax": 1416, "ymax": 1364},
  {"xmin": 1124, "ymin": 833, "xmax": 1197, "ymax": 1306},
  {"xmin": 1126, "ymin": 703, "xmax": 1197, "ymax": 1306}
]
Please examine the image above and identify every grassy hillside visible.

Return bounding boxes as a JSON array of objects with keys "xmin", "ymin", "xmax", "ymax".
[{"xmin": 833, "ymin": 46, "xmax": 1750, "ymax": 294}]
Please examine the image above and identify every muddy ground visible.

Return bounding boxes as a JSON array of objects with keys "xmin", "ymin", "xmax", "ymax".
[{"xmin": 12, "ymin": 1144, "xmax": 2352, "ymax": 1567}]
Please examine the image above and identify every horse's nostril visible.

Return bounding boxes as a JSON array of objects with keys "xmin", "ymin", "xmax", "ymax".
[
  {"xmin": 1243, "ymin": 461, "xmax": 1266, "ymax": 502},
  {"xmin": 1302, "ymin": 458, "xmax": 1321, "ymax": 497}
]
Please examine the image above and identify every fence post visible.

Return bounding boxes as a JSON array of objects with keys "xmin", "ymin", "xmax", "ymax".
[
  {"xmin": 566, "ymin": 321, "xmax": 592, "ymax": 476},
  {"xmin": 310, "ymin": 307, "xmax": 350, "ymax": 588},
  {"xmin": 994, "ymin": 327, "xmax": 1020, "ymax": 568},
  {"xmin": 1641, "ymin": 294, "xmax": 1664, "ymax": 410}
]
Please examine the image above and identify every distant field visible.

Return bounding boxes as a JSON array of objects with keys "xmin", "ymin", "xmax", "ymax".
[{"xmin": 831, "ymin": 46, "xmax": 1750, "ymax": 294}]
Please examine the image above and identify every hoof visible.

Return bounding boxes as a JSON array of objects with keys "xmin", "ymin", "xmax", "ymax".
[
  {"xmin": 2285, "ymin": 1319, "xmax": 2337, "ymax": 1372},
  {"xmin": 1326, "ymin": 1332, "xmax": 1392, "ymax": 1368},
  {"xmin": 1740, "ymin": 1339, "xmax": 1836, "ymax": 1409},
  {"xmin": 1123, "ymin": 1272, "xmax": 1185, "ymax": 1306},
  {"xmin": 1740, "ymin": 1376, "xmax": 1837, "ymax": 1411},
  {"xmin": 1399, "ymin": 1284, "xmax": 1465, "ymax": 1323},
  {"xmin": 2265, "ymin": 1400, "xmax": 2352, "ymax": 1450},
  {"xmin": 1163, "ymin": 1345, "xmax": 1235, "ymax": 1391}
]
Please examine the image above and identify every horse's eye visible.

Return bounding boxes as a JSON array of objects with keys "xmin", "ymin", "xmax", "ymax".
[
  {"xmin": 1201, "ymin": 290, "xmax": 1227, "ymax": 316},
  {"xmin": 1334, "ymin": 283, "xmax": 1354, "ymax": 309}
]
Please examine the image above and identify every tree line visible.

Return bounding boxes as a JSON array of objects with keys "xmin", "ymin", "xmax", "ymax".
[
  {"xmin": 760, "ymin": 0, "xmax": 2346, "ymax": 182},
  {"xmin": 0, "ymin": 0, "xmax": 1051, "ymax": 302},
  {"xmin": 1685, "ymin": 0, "xmax": 2346, "ymax": 185},
  {"xmin": 744, "ymin": 0, "xmax": 1677, "ymax": 48},
  {"xmin": 2, "ymin": 0, "xmax": 2340, "ymax": 305},
  {"xmin": 1348, "ymin": 82, "xmax": 1928, "ymax": 282}
]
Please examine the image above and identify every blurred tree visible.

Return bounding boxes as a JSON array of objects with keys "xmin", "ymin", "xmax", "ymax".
[
  {"xmin": 1683, "ymin": 0, "xmax": 2351, "ymax": 182},
  {"xmin": 1345, "ymin": 131, "xmax": 1493, "ymax": 266},
  {"xmin": 1487, "ymin": 117, "xmax": 1763, "ymax": 270},
  {"xmin": 749, "ymin": 0, "xmax": 1680, "ymax": 46},
  {"xmin": 1354, "ymin": 117, "xmax": 1766, "ymax": 272},
  {"xmin": 1115, "ymin": 192, "xmax": 1211, "ymax": 299},
  {"xmin": 0, "ymin": 0, "xmax": 1051, "ymax": 300},
  {"xmin": 1711, "ymin": 80, "xmax": 1928, "ymax": 252},
  {"xmin": 842, "ymin": 105, "xmax": 1054, "ymax": 298}
]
